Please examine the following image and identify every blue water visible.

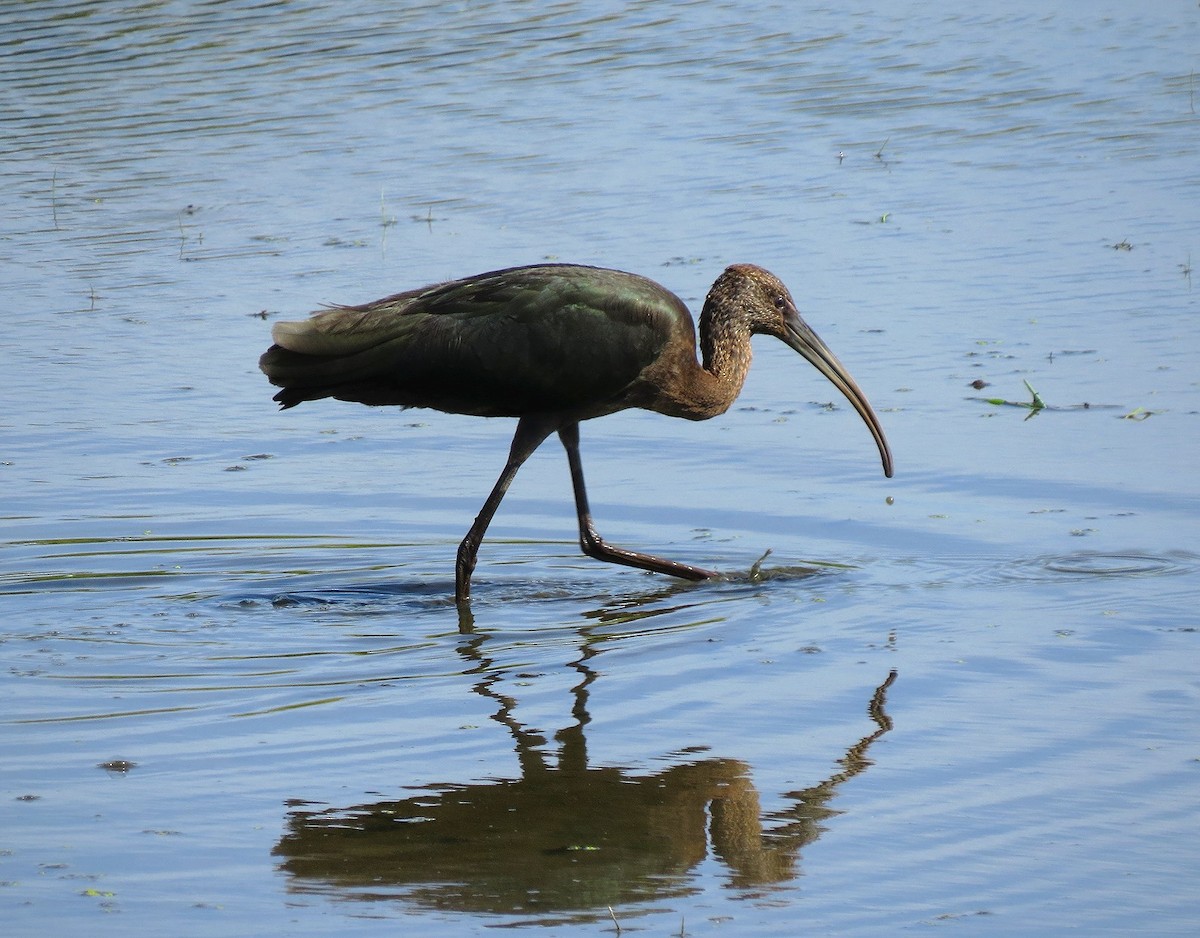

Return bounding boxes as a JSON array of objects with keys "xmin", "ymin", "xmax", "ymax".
[{"xmin": 3, "ymin": 1, "xmax": 1199, "ymax": 934}]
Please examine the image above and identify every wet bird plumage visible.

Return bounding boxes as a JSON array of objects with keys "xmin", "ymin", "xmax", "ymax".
[{"xmin": 260, "ymin": 262, "xmax": 893, "ymax": 604}]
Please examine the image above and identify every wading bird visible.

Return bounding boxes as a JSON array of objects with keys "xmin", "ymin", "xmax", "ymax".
[{"xmin": 260, "ymin": 263, "xmax": 893, "ymax": 604}]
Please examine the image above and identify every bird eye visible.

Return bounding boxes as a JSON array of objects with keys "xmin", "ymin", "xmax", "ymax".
[{"xmin": 773, "ymin": 295, "xmax": 787, "ymax": 310}]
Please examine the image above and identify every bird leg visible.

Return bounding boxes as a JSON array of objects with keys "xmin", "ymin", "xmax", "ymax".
[
  {"xmin": 456, "ymin": 416, "xmax": 556, "ymax": 604},
  {"xmin": 558, "ymin": 422, "xmax": 717, "ymax": 583}
]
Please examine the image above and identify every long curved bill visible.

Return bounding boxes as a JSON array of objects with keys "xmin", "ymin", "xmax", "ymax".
[{"xmin": 783, "ymin": 313, "xmax": 894, "ymax": 478}]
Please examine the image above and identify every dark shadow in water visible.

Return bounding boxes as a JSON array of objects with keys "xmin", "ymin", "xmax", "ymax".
[{"xmin": 273, "ymin": 628, "xmax": 896, "ymax": 921}]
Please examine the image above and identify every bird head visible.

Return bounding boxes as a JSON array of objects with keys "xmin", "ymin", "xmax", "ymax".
[{"xmin": 710, "ymin": 264, "xmax": 894, "ymax": 479}]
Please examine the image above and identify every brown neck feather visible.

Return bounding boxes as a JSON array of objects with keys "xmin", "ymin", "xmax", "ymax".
[{"xmin": 644, "ymin": 295, "xmax": 752, "ymax": 421}]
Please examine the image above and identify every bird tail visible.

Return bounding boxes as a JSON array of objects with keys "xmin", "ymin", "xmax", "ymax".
[{"xmin": 259, "ymin": 302, "xmax": 419, "ymax": 409}]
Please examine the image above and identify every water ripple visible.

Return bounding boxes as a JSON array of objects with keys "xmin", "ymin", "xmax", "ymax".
[{"xmin": 1009, "ymin": 550, "xmax": 1198, "ymax": 582}]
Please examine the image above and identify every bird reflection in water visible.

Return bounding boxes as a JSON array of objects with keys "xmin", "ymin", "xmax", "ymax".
[{"xmin": 274, "ymin": 628, "xmax": 897, "ymax": 919}]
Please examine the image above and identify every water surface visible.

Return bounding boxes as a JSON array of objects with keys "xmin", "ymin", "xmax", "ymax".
[{"xmin": 3, "ymin": 1, "xmax": 1199, "ymax": 935}]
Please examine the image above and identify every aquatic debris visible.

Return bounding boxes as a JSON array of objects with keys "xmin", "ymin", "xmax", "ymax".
[
  {"xmin": 749, "ymin": 548, "xmax": 773, "ymax": 581},
  {"xmin": 982, "ymin": 379, "xmax": 1046, "ymax": 416},
  {"xmin": 972, "ymin": 379, "xmax": 1124, "ymax": 418},
  {"xmin": 97, "ymin": 759, "xmax": 137, "ymax": 773}
]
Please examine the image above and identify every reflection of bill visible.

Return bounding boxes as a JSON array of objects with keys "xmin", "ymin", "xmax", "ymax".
[{"xmin": 274, "ymin": 668, "xmax": 896, "ymax": 917}]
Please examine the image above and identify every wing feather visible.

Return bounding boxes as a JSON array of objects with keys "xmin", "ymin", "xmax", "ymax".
[{"xmin": 259, "ymin": 265, "xmax": 694, "ymax": 416}]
